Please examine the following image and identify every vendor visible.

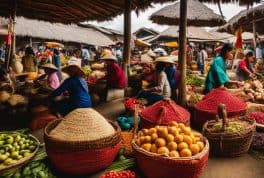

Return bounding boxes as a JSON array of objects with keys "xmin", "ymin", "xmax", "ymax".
[
  {"xmin": 22, "ymin": 47, "xmax": 38, "ymax": 72},
  {"xmin": 204, "ymin": 43, "xmax": 242, "ymax": 94},
  {"xmin": 39, "ymin": 63, "xmax": 60, "ymax": 90},
  {"xmin": 137, "ymin": 57, "xmax": 171, "ymax": 105},
  {"xmin": 236, "ymin": 51, "xmax": 256, "ymax": 81},
  {"xmin": 100, "ymin": 54, "xmax": 126, "ymax": 89},
  {"xmin": 50, "ymin": 63, "xmax": 92, "ymax": 116}
]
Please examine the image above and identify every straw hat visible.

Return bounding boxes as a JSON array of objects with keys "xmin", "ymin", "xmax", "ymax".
[
  {"xmin": 100, "ymin": 53, "xmax": 118, "ymax": 61},
  {"xmin": 50, "ymin": 108, "xmax": 115, "ymax": 142},
  {"xmin": 41, "ymin": 63, "xmax": 58, "ymax": 72},
  {"xmin": 62, "ymin": 64, "xmax": 85, "ymax": 76},
  {"xmin": 154, "ymin": 56, "xmax": 176, "ymax": 64}
]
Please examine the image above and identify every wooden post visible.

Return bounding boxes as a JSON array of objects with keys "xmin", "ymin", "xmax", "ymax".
[
  {"xmin": 29, "ymin": 37, "xmax": 33, "ymax": 47},
  {"xmin": 122, "ymin": 0, "xmax": 131, "ymax": 86},
  {"xmin": 253, "ymin": 20, "xmax": 257, "ymax": 55},
  {"xmin": 177, "ymin": 0, "xmax": 188, "ymax": 107}
]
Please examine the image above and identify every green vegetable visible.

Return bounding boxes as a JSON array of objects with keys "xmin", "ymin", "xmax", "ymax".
[{"xmin": 106, "ymin": 158, "xmax": 136, "ymax": 172}]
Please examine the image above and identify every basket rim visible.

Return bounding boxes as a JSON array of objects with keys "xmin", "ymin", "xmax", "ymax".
[
  {"xmin": 44, "ymin": 119, "xmax": 121, "ymax": 145},
  {"xmin": 132, "ymin": 136, "xmax": 209, "ymax": 161},
  {"xmin": 203, "ymin": 117, "xmax": 256, "ymax": 137},
  {"xmin": 0, "ymin": 132, "xmax": 40, "ymax": 174}
]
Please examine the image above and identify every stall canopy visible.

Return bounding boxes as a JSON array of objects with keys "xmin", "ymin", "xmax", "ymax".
[
  {"xmin": 217, "ymin": 4, "xmax": 264, "ymax": 35},
  {"xmin": 150, "ymin": 0, "xmax": 226, "ymax": 27},
  {"xmin": 0, "ymin": 17, "xmax": 114, "ymax": 46},
  {"xmin": 0, "ymin": 0, "xmax": 174, "ymax": 24},
  {"xmin": 199, "ymin": 0, "xmax": 260, "ymax": 6}
]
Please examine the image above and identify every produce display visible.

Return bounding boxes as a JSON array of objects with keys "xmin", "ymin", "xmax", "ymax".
[
  {"xmin": 0, "ymin": 133, "xmax": 38, "ymax": 167},
  {"xmin": 251, "ymin": 132, "xmax": 264, "ymax": 151},
  {"xmin": 242, "ymin": 80, "xmax": 264, "ymax": 103},
  {"xmin": 212, "ymin": 121, "xmax": 245, "ymax": 133},
  {"xmin": 187, "ymin": 93, "xmax": 203, "ymax": 107},
  {"xmin": 134, "ymin": 122, "xmax": 205, "ymax": 158},
  {"xmin": 124, "ymin": 98, "xmax": 147, "ymax": 111},
  {"xmin": 247, "ymin": 112, "xmax": 264, "ymax": 125},
  {"xmin": 100, "ymin": 170, "xmax": 136, "ymax": 178},
  {"xmin": 117, "ymin": 116, "xmax": 140, "ymax": 130},
  {"xmin": 186, "ymin": 76, "xmax": 204, "ymax": 87},
  {"xmin": 82, "ymin": 65, "xmax": 92, "ymax": 76}
]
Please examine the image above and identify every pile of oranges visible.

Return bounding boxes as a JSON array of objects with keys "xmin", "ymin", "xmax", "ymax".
[{"xmin": 135, "ymin": 121, "xmax": 205, "ymax": 158}]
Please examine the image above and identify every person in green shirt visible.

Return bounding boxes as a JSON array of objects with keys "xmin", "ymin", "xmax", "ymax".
[{"xmin": 204, "ymin": 43, "xmax": 242, "ymax": 94}]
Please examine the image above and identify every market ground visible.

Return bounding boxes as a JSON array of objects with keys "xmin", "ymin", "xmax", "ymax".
[{"xmin": 32, "ymin": 99, "xmax": 264, "ymax": 178}]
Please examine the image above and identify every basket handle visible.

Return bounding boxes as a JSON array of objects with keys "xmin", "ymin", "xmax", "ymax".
[
  {"xmin": 133, "ymin": 104, "xmax": 139, "ymax": 136},
  {"xmin": 217, "ymin": 103, "xmax": 228, "ymax": 131}
]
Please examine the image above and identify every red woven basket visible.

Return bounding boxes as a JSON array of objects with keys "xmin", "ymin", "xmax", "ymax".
[
  {"xmin": 132, "ymin": 138, "xmax": 209, "ymax": 178},
  {"xmin": 140, "ymin": 99, "xmax": 190, "ymax": 129},
  {"xmin": 194, "ymin": 88, "xmax": 247, "ymax": 128},
  {"xmin": 44, "ymin": 119, "xmax": 121, "ymax": 175}
]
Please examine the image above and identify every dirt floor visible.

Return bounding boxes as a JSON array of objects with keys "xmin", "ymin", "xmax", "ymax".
[{"xmin": 30, "ymin": 99, "xmax": 264, "ymax": 178}]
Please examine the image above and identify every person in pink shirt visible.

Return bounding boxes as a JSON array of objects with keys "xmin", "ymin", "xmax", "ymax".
[{"xmin": 41, "ymin": 63, "xmax": 60, "ymax": 90}]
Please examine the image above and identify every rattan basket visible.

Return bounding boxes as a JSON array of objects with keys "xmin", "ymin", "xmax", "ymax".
[
  {"xmin": 0, "ymin": 132, "xmax": 40, "ymax": 174},
  {"xmin": 246, "ymin": 102, "xmax": 264, "ymax": 131},
  {"xmin": 203, "ymin": 104, "xmax": 256, "ymax": 157},
  {"xmin": 132, "ymin": 136, "xmax": 209, "ymax": 178}
]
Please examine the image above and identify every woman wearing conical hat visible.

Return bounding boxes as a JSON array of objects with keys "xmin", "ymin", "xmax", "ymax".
[
  {"xmin": 50, "ymin": 61, "xmax": 92, "ymax": 116},
  {"xmin": 39, "ymin": 63, "xmax": 60, "ymax": 90}
]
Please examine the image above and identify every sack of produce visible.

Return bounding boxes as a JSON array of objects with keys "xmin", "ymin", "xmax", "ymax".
[
  {"xmin": 132, "ymin": 121, "xmax": 209, "ymax": 178},
  {"xmin": 203, "ymin": 104, "xmax": 255, "ymax": 157},
  {"xmin": 140, "ymin": 99, "xmax": 190, "ymax": 129},
  {"xmin": 0, "ymin": 132, "xmax": 39, "ymax": 174},
  {"xmin": 44, "ymin": 108, "xmax": 121, "ymax": 175},
  {"xmin": 194, "ymin": 88, "xmax": 247, "ymax": 128}
]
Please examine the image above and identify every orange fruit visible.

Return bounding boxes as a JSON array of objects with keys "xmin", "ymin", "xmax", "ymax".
[
  {"xmin": 169, "ymin": 121, "xmax": 179, "ymax": 127},
  {"xmin": 178, "ymin": 123, "xmax": 185, "ymax": 129},
  {"xmin": 169, "ymin": 150, "xmax": 180, "ymax": 158},
  {"xmin": 139, "ymin": 136, "xmax": 146, "ymax": 144},
  {"xmin": 157, "ymin": 127, "xmax": 168, "ymax": 138},
  {"xmin": 197, "ymin": 141, "xmax": 205, "ymax": 151},
  {"xmin": 151, "ymin": 144, "xmax": 158, "ymax": 153},
  {"xmin": 174, "ymin": 134, "xmax": 184, "ymax": 143},
  {"xmin": 144, "ymin": 136, "xmax": 152, "ymax": 143},
  {"xmin": 155, "ymin": 138, "xmax": 166, "ymax": 147},
  {"xmin": 151, "ymin": 133, "xmax": 158, "ymax": 142},
  {"xmin": 182, "ymin": 127, "xmax": 191, "ymax": 135},
  {"xmin": 190, "ymin": 144, "xmax": 200, "ymax": 155},
  {"xmin": 148, "ymin": 128, "xmax": 157, "ymax": 135},
  {"xmin": 142, "ymin": 129, "xmax": 150, "ymax": 136},
  {"xmin": 168, "ymin": 126, "xmax": 177, "ymax": 134},
  {"xmin": 178, "ymin": 142, "xmax": 189, "ymax": 151},
  {"xmin": 180, "ymin": 148, "xmax": 192, "ymax": 157},
  {"xmin": 167, "ymin": 142, "xmax": 178, "ymax": 151},
  {"xmin": 183, "ymin": 135, "xmax": 193, "ymax": 145},
  {"xmin": 157, "ymin": 146, "xmax": 170, "ymax": 155},
  {"xmin": 166, "ymin": 134, "xmax": 175, "ymax": 142},
  {"xmin": 141, "ymin": 143, "xmax": 152, "ymax": 152}
]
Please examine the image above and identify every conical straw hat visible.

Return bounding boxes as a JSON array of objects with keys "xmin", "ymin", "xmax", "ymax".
[{"xmin": 50, "ymin": 108, "xmax": 115, "ymax": 142}]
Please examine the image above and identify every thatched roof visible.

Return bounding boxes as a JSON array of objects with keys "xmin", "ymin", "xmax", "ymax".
[
  {"xmin": 0, "ymin": 17, "xmax": 114, "ymax": 46},
  {"xmin": 150, "ymin": 0, "xmax": 226, "ymax": 27},
  {"xmin": 199, "ymin": 0, "xmax": 260, "ymax": 5},
  {"xmin": 217, "ymin": 4, "xmax": 264, "ymax": 35},
  {"xmin": 0, "ymin": 0, "xmax": 174, "ymax": 24}
]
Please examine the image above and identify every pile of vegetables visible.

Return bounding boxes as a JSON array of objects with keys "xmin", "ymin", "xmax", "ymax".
[
  {"xmin": 187, "ymin": 93, "xmax": 203, "ymax": 107},
  {"xmin": 100, "ymin": 170, "xmax": 136, "ymax": 178},
  {"xmin": 247, "ymin": 112, "xmax": 264, "ymax": 125},
  {"xmin": 186, "ymin": 76, "xmax": 204, "ymax": 87},
  {"xmin": 0, "ymin": 133, "xmax": 38, "ymax": 167},
  {"xmin": 135, "ymin": 122, "xmax": 205, "ymax": 158},
  {"xmin": 124, "ymin": 98, "xmax": 147, "ymax": 111},
  {"xmin": 243, "ymin": 80, "xmax": 264, "ymax": 103},
  {"xmin": 82, "ymin": 66, "xmax": 92, "ymax": 76},
  {"xmin": 212, "ymin": 121, "xmax": 245, "ymax": 133}
]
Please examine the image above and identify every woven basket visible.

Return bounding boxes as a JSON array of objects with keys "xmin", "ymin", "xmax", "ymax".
[
  {"xmin": 246, "ymin": 102, "xmax": 264, "ymax": 131},
  {"xmin": 120, "ymin": 105, "xmax": 139, "ymax": 156},
  {"xmin": 132, "ymin": 137, "xmax": 209, "ymax": 178},
  {"xmin": 44, "ymin": 119, "xmax": 121, "ymax": 175},
  {"xmin": 140, "ymin": 99, "xmax": 190, "ymax": 129},
  {"xmin": 203, "ymin": 104, "xmax": 255, "ymax": 157},
  {"xmin": 0, "ymin": 132, "xmax": 40, "ymax": 174}
]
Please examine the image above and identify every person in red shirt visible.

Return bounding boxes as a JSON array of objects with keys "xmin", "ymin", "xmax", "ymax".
[
  {"xmin": 100, "ymin": 54, "xmax": 126, "ymax": 89},
  {"xmin": 236, "ymin": 51, "xmax": 256, "ymax": 81}
]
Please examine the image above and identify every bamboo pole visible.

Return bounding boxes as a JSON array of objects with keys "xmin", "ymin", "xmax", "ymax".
[
  {"xmin": 177, "ymin": 0, "xmax": 188, "ymax": 107},
  {"xmin": 252, "ymin": 20, "xmax": 257, "ymax": 55},
  {"xmin": 122, "ymin": 0, "xmax": 131, "ymax": 86},
  {"xmin": 29, "ymin": 37, "xmax": 33, "ymax": 47}
]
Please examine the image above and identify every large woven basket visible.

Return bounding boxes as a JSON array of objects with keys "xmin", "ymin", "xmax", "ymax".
[
  {"xmin": 44, "ymin": 119, "xmax": 121, "ymax": 175},
  {"xmin": 132, "ymin": 137, "xmax": 209, "ymax": 178},
  {"xmin": 140, "ymin": 99, "xmax": 190, "ymax": 129},
  {"xmin": 0, "ymin": 132, "xmax": 40, "ymax": 174},
  {"xmin": 203, "ymin": 104, "xmax": 255, "ymax": 157}
]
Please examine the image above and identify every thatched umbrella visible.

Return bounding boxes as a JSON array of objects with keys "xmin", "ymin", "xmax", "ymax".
[
  {"xmin": 150, "ymin": 0, "xmax": 226, "ymax": 106},
  {"xmin": 199, "ymin": 0, "xmax": 260, "ymax": 6},
  {"xmin": 150, "ymin": 0, "xmax": 226, "ymax": 26}
]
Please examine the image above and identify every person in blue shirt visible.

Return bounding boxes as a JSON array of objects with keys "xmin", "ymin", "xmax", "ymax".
[{"xmin": 50, "ymin": 63, "xmax": 92, "ymax": 116}]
